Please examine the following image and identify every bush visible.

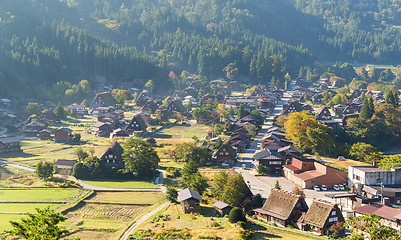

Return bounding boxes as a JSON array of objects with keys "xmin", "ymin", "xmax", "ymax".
[
  {"xmin": 166, "ymin": 187, "xmax": 178, "ymax": 203},
  {"xmin": 239, "ymin": 229, "xmax": 254, "ymax": 240},
  {"xmin": 237, "ymin": 221, "xmax": 247, "ymax": 229},
  {"xmin": 257, "ymin": 164, "xmax": 271, "ymax": 175},
  {"xmin": 228, "ymin": 207, "xmax": 246, "ymax": 223}
]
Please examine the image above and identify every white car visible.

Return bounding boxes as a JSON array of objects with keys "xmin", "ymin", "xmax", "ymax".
[
  {"xmin": 313, "ymin": 185, "xmax": 321, "ymax": 191},
  {"xmin": 338, "ymin": 156, "xmax": 346, "ymax": 161},
  {"xmin": 333, "ymin": 185, "xmax": 340, "ymax": 191},
  {"xmin": 321, "ymin": 185, "xmax": 328, "ymax": 191},
  {"xmin": 339, "ymin": 184, "xmax": 346, "ymax": 191}
]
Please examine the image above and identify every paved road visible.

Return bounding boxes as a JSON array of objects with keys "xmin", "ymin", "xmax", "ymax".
[
  {"xmin": 233, "ymin": 82, "xmax": 345, "ymax": 205},
  {"xmin": 238, "ymin": 82, "xmax": 295, "ymax": 169},
  {"xmin": 119, "ymin": 202, "xmax": 170, "ymax": 240},
  {"xmin": 0, "ymin": 159, "xmax": 164, "ymax": 192}
]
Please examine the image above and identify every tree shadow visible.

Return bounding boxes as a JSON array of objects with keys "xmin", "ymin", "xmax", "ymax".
[
  {"xmin": 201, "ymin": 205, "xmax": 216, "ymax": 217},
  {"xmin": 1, "ymin": 151, "xmax": 38, "ymax": 159},
  {"xmin": 249, "ymin": 222, "xmax": 283, "ymax": 239}
]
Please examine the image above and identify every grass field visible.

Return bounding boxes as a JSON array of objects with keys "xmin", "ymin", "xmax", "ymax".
[
  {"xmin": 82, "ymin": 180, "xmax": 159, "ymax": 189},
  {"xmin": 0, "ymin": 188, "xmax": 85, "ymax": 202},
  {"xmin": 153, "ymin": 124, "xmax": 210, "ymax": 139},
  {"xmin": 0, "ymin": 188, "xmax": 89, "ymax": 231}
]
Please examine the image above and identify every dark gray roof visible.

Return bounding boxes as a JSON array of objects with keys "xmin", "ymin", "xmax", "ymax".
[
  {"xmin": 178, "ymin": 188, "xmax": 202, "ymax": 202},
  {"xmin": 213, "ymin": 201, "xmax": 231, "ymax": 210},
  {"xmin": 0, "ymin": 136, "xmax": 21, "ymax": 144},
  {"xmin": 56, "ymin": 128, "xmax": 73, "ymax": 133},
  {"xmin": 253, "ymin": 149, "xmax": 284, "ymax": 160},
  {"xmin": 55, "ymin": 159, "xmax": 77, "ymax": 166}
]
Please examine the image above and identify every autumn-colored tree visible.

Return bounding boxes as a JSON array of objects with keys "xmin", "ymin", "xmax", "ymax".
[
  {"xmin": 284, "ymin": 111, "xmax": 333, "ymax": 155},
  {"xmin": 345, "ymin": 214, "xmax": 401, "ymax": 240}
]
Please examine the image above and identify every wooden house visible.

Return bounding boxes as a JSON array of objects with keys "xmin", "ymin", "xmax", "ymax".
[
  {"xmin": 91, "ymin": 122, "xmax": 113, "ymax": 138},
  {"xmin": 24, "ymin": 121, "xmax": 46, "ymax": 137},
  {"xmin": 55, "ymin": 159, "xmax": 77, "ymax": 175},
  {"xmin": 65, "ymin": 104, "xmax": 87, "ymax": 117},
  {"xmin": 214, "ymin": 142, "xmax": 237, "ymax": 165},
  {"xmin": 253, "ymin": 149, "xmax": 286, "ymax": 173},
  {"xmin": 277, "ymin": 145, "xmax": 302, "ymax": 160},
  {"xmin": 142, "ymin": 100, "xmax": 158, "ymax": 113},
  {"xmin": 109, "ymin": 128, "xmax": 129, "ymax": 138},
  {"xmin": 300, "ymin": 199, "xmax": 345, "ymax": 235},
  {"xmin": 167, "ymin": 99, "xmax": 187, "ymax": 114},
  {"xmin": 213, "ymin": 201, "xmax": 233, "ymax": 216},
  {"xmin": 39, "ymin": 129, "xmax": 51, "ymax": 140},
  {"xmin": 54, "ymin": 128, "xmax": 73, "ymax": 143},
  {"xmin": 0, "ymin": 136, "xmax": 22, "ymax": 153},
  {"xmin": 135, "ymin": 90, "xmax": 152, "ymax": 107},
  {"xmin": 40, "ymin": 109, "xmax": 57, "ymax": 122},
  {"xmin": 178, "ymin": 188, "xmax": 202, "ymax": 214},
  {"xmin": 91, "ymin": 92, "xmax": 116, "ymax": 107},
  {"xmin": 230, "ymin": 140, "xmax": 247, "ymax": 153},
  {"xmin": 127, "ymin": 113, "xmax": 147, "ymax": 133},
  {"xmin": 99, "ymin": 141, "xmax": 125, "ymax": 169},
  {"xmin": 316, "ymin": 106, "xmax": 331, "ymax": 119},
  {"xmin": 254, "ymin": 189, "xmax": 308, "ymax": 227},
  {"xmin": 333, "ymin": 104, "xmax": 346, "ymax": 116},
  {"xmin": 239, "ymin": 115, "xmax": 259, "ymax": 125}
]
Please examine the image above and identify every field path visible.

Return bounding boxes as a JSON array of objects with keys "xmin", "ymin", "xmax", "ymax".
[
  {"xmin": 119, "ymin": 202, "xmax": 170, "ymax": 240},
  {"xmin": 0, "ymin": 159, "xmax": 162, "ymax": 191}
]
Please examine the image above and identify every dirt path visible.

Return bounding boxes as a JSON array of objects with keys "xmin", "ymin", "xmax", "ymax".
[{"xmin": 119, "ymin": 202, "xmax": 170, "ymax": 240}]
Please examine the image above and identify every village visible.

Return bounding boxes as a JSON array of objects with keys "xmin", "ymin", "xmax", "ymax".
[{"xmin": 1, "ymin": 69, "xmax": 401, "ymax": 239}]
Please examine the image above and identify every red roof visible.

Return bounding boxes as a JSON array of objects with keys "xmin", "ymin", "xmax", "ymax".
[
  {"xmin": 354, "ymin": 205, "xmax": 401, "ymax": 222},
  {"xmin": 283, "ymin": 164, "xmax": 301, "ymax": 171},
  {"xmin": 295, "ymin": 170, "xmax": 325, "ymax": 181}
]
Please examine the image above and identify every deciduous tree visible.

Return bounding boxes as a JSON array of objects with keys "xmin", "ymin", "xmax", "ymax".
[
  {"xmin": 123, "ymin": 138, "xmax": 160, "ymax": 179},
  {"xmin": 5, "ymin": 206, "xmax": 72, "ymax": 240}
]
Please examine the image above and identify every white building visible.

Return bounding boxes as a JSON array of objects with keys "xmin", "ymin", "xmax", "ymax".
[{"xmin": 348, "ymin": 165, "xmax": 401, "ymax": 192}]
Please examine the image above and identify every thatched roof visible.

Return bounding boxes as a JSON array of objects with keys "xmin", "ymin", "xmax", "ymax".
[
  {"xmin": 302, "ymin": 199, "xmax": 341, "ymax": 228},
  {"xmin": 178, "ymin": 188, "xmax": 202, "ymax": 202},
  {"xmin": 261, "ymin": 189, "xmax": 306, "ymax": 221}
]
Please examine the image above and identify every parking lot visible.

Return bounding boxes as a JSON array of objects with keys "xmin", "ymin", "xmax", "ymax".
[{"xmin": 235, "ymin": 167, "xmax": 348, "ymax": 206}]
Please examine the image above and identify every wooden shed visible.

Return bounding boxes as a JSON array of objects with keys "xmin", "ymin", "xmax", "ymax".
[
  {"xmin": 178, "ymin": 188, "xmax": 202, "ymax": 214},
  {"xmin": 212, "ymin": 201, "xmax": 233, "ymax": 216}
]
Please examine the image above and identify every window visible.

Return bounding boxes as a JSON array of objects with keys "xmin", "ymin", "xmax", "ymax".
[
  {"xmin": 220, "ymin": 152, "xmax": 223, "ymax": 155},
  {"xmin": 331, "ymin": 211, "xmax": 336, "ymax": 216},
  {"xmin": 269, "ymin": 161, "xmax": 282, "ymax": 165},
  {"xmin": 113, "ymin": 160, "xmax": 115, "ymax": 163},
  {"xmin": 329, "ymin": 217, "xmax": 338, "ymax": 222},
  {"xmin": 109, "ymin": 155, "xmax": 113, "ymax": 159},
  {"xmin": 106, "ymin": 160, "xmax": 109, "ymax": 163},
  {"xmin": 225, "ymin": 152, "xmax": 229, "ymax": 155}
]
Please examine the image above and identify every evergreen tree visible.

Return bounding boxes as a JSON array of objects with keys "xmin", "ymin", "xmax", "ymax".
[
  {"xmin": 237, "ymin": 104, "xmax": 246, "ymax": 120},
  {"xmin": 274, "ymin": 180, "xmax": 281, "ymax": 190},
  {"xmin": 360, "ymin": 97, "xmax": 374, "ymax": 119},
  {"xmin": 54, "ymin": 102, "xmax": 65, "ymax": 120}
]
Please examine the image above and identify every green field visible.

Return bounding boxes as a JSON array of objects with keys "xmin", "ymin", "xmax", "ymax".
[
  {"xmin": 0, "ymin": 188, "xmax": 89, "ymax": 231},
  {"xmin": 82, "ymin": 180, "xmax": 159, "ymax": 189},
  {"xmin": 153, "ymin": 124, "xmax": 210, "ymax": 139},
  {"xmin": 0, "ymin": 188, "xmax": 85, "ymax": 202}
]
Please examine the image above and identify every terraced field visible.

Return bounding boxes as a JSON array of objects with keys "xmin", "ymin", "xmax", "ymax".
[{"xmin": 0, "ymin": 188, "xmax": 89, "ymax": 231}]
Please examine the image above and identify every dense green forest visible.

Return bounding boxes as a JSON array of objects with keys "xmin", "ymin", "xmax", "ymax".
[{"xmin": 1, "ymin": 0, "xmax": 401, "ymax": 98}]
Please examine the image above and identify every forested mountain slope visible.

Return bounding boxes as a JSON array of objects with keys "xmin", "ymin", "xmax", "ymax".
[{"xmin": 0, "ymin": 0, "xmax": 400, "ymax": 97}]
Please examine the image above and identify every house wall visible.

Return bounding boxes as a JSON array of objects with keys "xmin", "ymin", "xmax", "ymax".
[{"xmin": 55, "ymin": 131, "xmax": 69, "ymax": 143}]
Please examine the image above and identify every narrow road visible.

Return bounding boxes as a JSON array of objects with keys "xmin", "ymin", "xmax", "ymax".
[
  {"xmin": 238, "ymin": 81, "xmax": 295, "ymax": 169},
  {"xmin": 0, "ymin": 159, "xmax": 163, "ymax": 192},
  {"xmin": 119, "ymin": 202, "xmax": 170, "ymax": 240}
]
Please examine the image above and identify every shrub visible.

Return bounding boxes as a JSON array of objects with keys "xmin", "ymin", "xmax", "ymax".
[
  {"xmin": 228, "ymin": 207, "xmax": 246, "ymax": 223},
  {"xmin": 237, "ymin": 221, "xmax": 247, "ymax": 229},
  {"xmin": 166, "ymin": 187, "xmax": 178, "ymax": 203},
  {"xmin": 239, "ymin": 229, "xmax": 254, "ymax": 240}
]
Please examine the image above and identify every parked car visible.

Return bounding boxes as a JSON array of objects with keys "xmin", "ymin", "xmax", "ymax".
[
  {"xmin": 338, "ymin": 156, "xmax": 346, "ymax": 161},
  {"xmin": 333, "ymin": 184, "xmax": 340, "ymax": 191},
  {"xmin": 339, "ymin": 184, "xmax": 346, "ymax": 191},
  {"xmin": 313, "ymin": 185, "xmax": 321, "ymax": 191},
  {"xmin": 321, "ymin": 185, "xmax": 328, "ymax": 191}
]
